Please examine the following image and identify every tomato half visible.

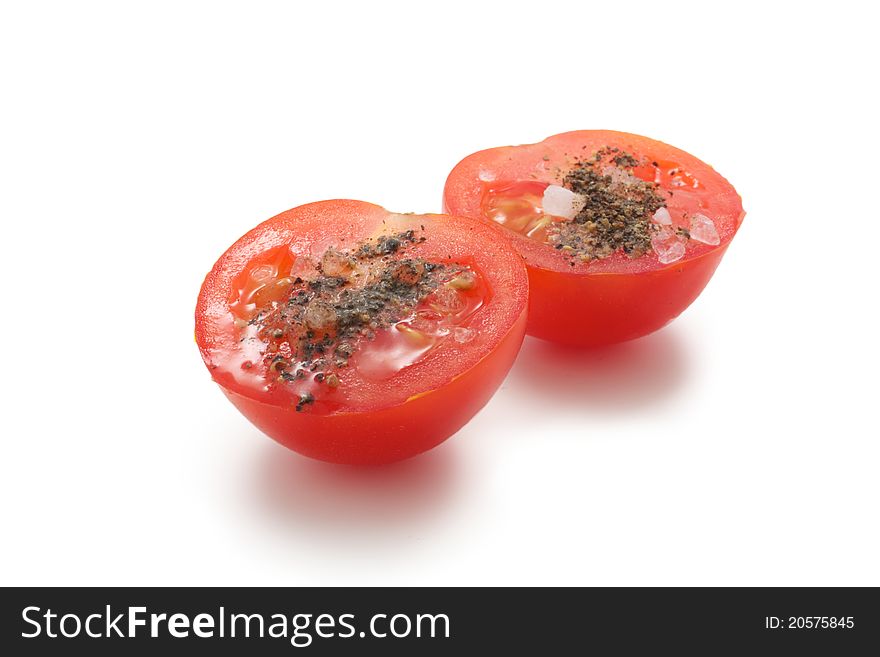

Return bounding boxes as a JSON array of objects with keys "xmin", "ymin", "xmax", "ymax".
[
  {"xmin": 195, "ymin": 200, "xmax": 528, "ymax": 465},
  {"xmin": 443, "ymin": 130, "xmax": 745, "ymax": 346}
]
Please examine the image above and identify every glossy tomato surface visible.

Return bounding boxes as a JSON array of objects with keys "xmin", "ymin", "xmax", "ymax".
[
  {"xmin": 196, "ymin": 200, "xmax": 528, "ymax": 464},
  {"xmin": 443, "ymin": 130, "xmax": 745, "ymax": 346}
]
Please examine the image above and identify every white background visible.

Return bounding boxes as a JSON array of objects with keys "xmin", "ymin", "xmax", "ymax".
[{"xmin": 2, "ymin": 1, "xmax": 878, "ymax": 586}]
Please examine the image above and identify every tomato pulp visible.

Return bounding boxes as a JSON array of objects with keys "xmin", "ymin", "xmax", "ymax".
[
  {"xmin": 443, "ymin": 130, "xmax": 745, "ymax": 346},
  {"xmin": 195, "ymin": 200, "xmax": 528, "ymax": 464}
]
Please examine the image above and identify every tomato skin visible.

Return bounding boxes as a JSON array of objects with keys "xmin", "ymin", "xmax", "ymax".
[
  {"xmin": 526, "ymin": 246, "xmax": 728, "ymax": 345},
  {"xmin": 443, "ymin": 130, "xmax": 745, "ymax": 347},
  {"xmin": 220, "ymin": 306, "xmax": 525, "ymax": 464},
  {"xmin": 196, "ymin": 200, "xmax": 528, "ymax": 465}
]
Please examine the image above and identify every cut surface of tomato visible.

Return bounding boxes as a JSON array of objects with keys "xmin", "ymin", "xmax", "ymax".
[
  {"xmin": 196, "ymin": 200, "xmax": 528, "ymax": 464},
  {"xmin": 443, "ymin": 130, "xmax": 745, "ymax": 346}
]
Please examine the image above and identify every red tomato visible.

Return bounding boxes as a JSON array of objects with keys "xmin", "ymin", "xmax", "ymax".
[
  {"xmin": 195, "ymin": 200, "xmax": 528, "ymax": 465},
  {"xmin": 443, "ymin": 130, "xmax": 745, "ymax": 346}
]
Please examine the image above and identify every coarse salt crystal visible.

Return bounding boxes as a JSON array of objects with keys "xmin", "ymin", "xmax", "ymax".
[
  {"xmin": 652, "ymin": 207, "xmax": 672, "ymax": 225},
  {"xmin": 601, "ymin": 165, "xmax": 638, "ymax": 185},
  {"xmin": 651, "ymin": 227, "xmax": 686, "ymax": 265},
  {"xmin": 541, "ymin": 185, "xmax": 586, "ymax": 219},
  {"xmin": 689, "ymin": 213, "xmax": 720, "ymax": 245},
  {"xmin": 658, "ymin": 240, "xmax": 686, "ymax": 264},
  {"xmin": 453, "ymin": 327, "xmax": 475, "ymax": 344}
]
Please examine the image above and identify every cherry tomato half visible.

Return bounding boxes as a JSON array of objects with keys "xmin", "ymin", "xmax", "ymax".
[
  {"xmin": 195, "ymin": 200, "xmax": 528, "ymax": 464},
  {"xmin": 443, "ymin": 130, "xmax": 745, "ymax": 346}
]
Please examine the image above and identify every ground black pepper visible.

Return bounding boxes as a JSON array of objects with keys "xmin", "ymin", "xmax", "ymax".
[
  {"xmin": 295, "ymin": 392, "xmax": 315, "ymax": 412},
  {"xmin": 244, "ymin": 230, "xmax": 470, "ymax": 408},
  {"xmin": 548, "ymin": 148, "xmax": 667, "ymax": 262}
]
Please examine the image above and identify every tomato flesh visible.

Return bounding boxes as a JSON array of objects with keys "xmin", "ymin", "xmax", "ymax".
[
  {"xmin": 443, "ymin": 130, "xmax": 745, "ymax": 346},
  {"xmin": 222, "ymin": 244, "xmax": 489, "ymax": 415},
  {"xmin": 195, "ymin": 200, "xmax": 528, "ymax": 464}
]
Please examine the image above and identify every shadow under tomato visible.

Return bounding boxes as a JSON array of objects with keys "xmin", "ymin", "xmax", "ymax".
[
  {"xmin": 504, "ymin": 328, "xmax": 690, "ymax": 415},
  {"xmin": 250, "ymin": 437, "xmax": 462, "ymax": 537}
]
